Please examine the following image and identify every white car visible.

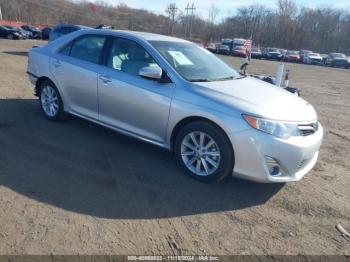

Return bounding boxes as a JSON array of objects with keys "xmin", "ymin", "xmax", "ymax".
[{"xmin": 305, "ymin": 53, "xmax": 323, "ymax": 65}]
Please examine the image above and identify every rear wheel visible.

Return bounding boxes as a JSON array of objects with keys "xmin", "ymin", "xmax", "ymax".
[
  {"xmin": 174, "ymin": 121, "xmax": 234, "ymax": 182},
  {"xmin": 38, "ymin": 80, "xmax": 66, "ymax": 121},
  {"xmin": 7, "ymin": 34, "xmax": 14, "ymax": 40}
]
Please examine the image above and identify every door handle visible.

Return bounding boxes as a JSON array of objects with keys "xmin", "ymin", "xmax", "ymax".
[
  {"xmin": 53, "ymin": 60, "xmax": 62, "ymax": 68},
  {"xmin": 99, "ymin": 75, "xmax": 112, "ymax": 84}
]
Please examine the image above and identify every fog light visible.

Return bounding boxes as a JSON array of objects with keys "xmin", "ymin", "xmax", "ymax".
[{"xmin": 265, "ymin": 156, "xmax": 285, "ymax": 177}]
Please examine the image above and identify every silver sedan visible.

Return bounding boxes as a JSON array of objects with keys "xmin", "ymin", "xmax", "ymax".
[{"xmin": 27, "ymin": 29, "xmax": 323, "ymax": 183}]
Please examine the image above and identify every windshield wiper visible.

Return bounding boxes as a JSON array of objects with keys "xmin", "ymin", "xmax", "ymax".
[
  {"xmin": 211, "ymin": 76, "xmax": 235, "ymax": 81},
  {"xmin": 189, "ymin": 78, "xmax": 212, "ymax": 82},
  {"xmin": 234, "ymin": 75, "xmax": 247, "ymax": 79},
  {"xmin": 211, "ymin": 75, "xmax": 245, "ymax": 81}
]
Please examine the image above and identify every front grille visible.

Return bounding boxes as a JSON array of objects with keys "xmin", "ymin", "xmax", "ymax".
[
  {"xmin": 298, "ymin": 122, "xmax": 318, "ymax": 136},
  {"xmin": 297, "ymin": 158, "xmax": 309, "ymax": 171}
]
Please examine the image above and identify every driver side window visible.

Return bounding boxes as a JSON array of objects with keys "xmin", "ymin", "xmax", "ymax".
[{"xmin": 107, "ymin": 38, "xmax": 159, "ymax": 76}]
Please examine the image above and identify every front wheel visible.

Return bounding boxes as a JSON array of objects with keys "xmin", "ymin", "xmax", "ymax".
[
  {"xmin": 7, "ymin": 34, "xmax": 14, "ymax": 40},
  {"xmin": 39, "ymin": 80, "xmax": 66, "ymax": 121},
  {"xmin": 174, "ymin": 121, "xmax": 234, "ymax": 182}
]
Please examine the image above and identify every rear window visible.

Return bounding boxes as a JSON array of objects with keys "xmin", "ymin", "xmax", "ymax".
[
  {"xmin": 70, "ymin": 35, "xmax": 106, "ymax": 64},
  {"xmin": 58, "ymin": 35, "xmax": 106, "ymax": 64}
]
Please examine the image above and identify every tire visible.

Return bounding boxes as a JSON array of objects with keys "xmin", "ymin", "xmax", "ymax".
[
  {"xmin": 174, "ymin": 121, "xmax": 234, "ymax": 182},
  {"xmin": 7, "ymin": 34, "xmax": 14, "ymax": 40},
  {"xmin": 38, "ymin": 80, "xmax": 66, "ymax": 121}
]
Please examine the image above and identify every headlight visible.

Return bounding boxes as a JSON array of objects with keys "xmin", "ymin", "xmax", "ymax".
[{"xmin": 243, "ymin": 115, "xmax": 301, "ymax": 139}]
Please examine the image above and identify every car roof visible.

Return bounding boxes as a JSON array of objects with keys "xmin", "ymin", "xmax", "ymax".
[
  {"xmin": 54, "ymin": 24, "xmax": 90, "ymax": 29},
  {"xmin": 96, "ymin": 29, "xmax": 190, "ymax": 43}
]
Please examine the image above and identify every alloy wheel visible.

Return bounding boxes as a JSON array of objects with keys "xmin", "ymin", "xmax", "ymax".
[
  {"xmin": 40, "ymin": 85, "xmax": 59, "ymax": 117},
  {"xmin": 180, "ymin": 131, "xmax": 221, "ymax": 176}
]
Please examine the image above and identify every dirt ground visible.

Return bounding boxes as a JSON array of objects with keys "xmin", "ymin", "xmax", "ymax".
[{"xmin": 0, "ymin": 39, "xmax": 349, "ymax": 255}]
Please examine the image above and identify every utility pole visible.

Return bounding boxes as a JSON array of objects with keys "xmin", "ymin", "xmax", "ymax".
[
  {"xmin": 0, "ymin": 5, "xmax": 3, "ymax": 21},
  {"xmin": 166, "ymin": 4, "xmax": 178, "ymax": 36},
  {"xmin": 185, "ymin": 3, "xmax": 189, "ymax": 38},
  {"xmin": 185, "ymin": 3, "xmax": 195, "ymax": 39}
]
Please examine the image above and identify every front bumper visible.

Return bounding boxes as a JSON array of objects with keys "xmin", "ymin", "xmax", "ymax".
[{"xmin": 229, "ymin": 123, "xmax": 323, "ymax": 183}]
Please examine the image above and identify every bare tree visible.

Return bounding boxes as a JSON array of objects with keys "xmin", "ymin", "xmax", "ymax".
[{"xmin": 208, "ymin": 4, "xmax": 219, "ymax": 41}]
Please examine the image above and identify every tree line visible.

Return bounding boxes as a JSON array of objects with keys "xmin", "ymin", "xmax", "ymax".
[{"xmin": 0, "ymin": 0, "xmax": 349, "ymax": 54}]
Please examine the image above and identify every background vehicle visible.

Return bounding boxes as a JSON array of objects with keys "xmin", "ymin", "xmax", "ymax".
[
  {"xmin": 27, "ymin": 29, "xmax": 323, "ymax": 183},
  {"xmin": 1, "ymin": 25, "xmax": 25, "ymax": 39},
  {"xmin": 49, "ymin": 24, "xmax": 90, "ymax": 42},
  {"xmin": 21, "ymin": 25, "xmax": 41, "ymax": 39},
  {"xmin": 206, "ymin": 43, "xmax": 218, "ymax": 53},
  {"xmin": 251, "ymin": 47, "xmax": 262, "ymax": 59},
  {"xmin": 325, "ymin": 53, "xmax": 349, "ymax": 68},
  {"xmin": 18, "ymin": 27, "xmax": 32, "ymax": 39},
  {"xmin": 220, "ymin": 38, "xmax": 247, "ymax": 54},
  {"xmin": 300, "ymin": 50, "xmax": 312, "ymax": 63},
  {"xmin": 284, "ymin": 50, "xmax": 300, "ymax": 62},
  {"xmin": 263, "ymin": 48, "xmax": 283, "ymax": 61},
  {"xmin": 305, "ymin": 53, "xmax": 323, "ymax": 65},
  {"xmin": 0, "ymin": 25, "xmax": 22, "ymax": 39},
  {"xmin": 279, "ymin": 49, "xmax": 287, "ymax": 60},
  {"xmin": 232, "ymin": 46, "xmax": 247, "ymax": 57},
  {"xmin": 217, "ymin": 44, "xmax": 230, "ymax": 55},
  {"xmin": 41, "ymin": 27, "xmax": 52, "ymax": 40}
]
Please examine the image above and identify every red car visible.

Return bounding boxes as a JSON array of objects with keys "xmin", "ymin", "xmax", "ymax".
[
  {"xmin": 232, "ymin": 46, "xmax": 247, "ymax": 57},
  {"xmin": 284, "ymin": 50, "xmax": 300, "ymax": 63}
]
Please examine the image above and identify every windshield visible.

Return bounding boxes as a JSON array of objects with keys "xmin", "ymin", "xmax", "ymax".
[
  {"xmin": 4, "ymin": 26, "xmax": 18, "ymax": 30},
  {"xmin": 268, "ymin": 48, "xmax": 279, "ymax": 52},
  {"xmin": 235, "ymin": 46, "xmax": 245, "ymax": 50},
  {"xmin": 150, "ymin": 41, "xmax": 240, "ymax": 82},
  {"xmin": 219, "ymin": 45, "xmax": 229, "ymax": 49},
  {"xmin": 287, "ymin": 51, "xmax": 298, "ymax": 55},
  {"xmin": 27, "ymin": 25, "xmax": 39, "ymax": 31},
  {"xmin": 332, "ymin": 53, "xmax": 346, "ymax": 59}
]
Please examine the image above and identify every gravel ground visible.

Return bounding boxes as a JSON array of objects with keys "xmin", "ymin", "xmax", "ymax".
[{"xmin": 0, "ymin": 39, "xmax": 349, "ymax": 255}]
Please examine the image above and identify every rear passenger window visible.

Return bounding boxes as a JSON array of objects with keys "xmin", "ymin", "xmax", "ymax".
[
  {"xmin": 69, "ymin": 35, "xmax": 106, "ymax": 64},
  {"xmin": 59, "ymin": 43, "xmax": 72, "ymax": 56}
]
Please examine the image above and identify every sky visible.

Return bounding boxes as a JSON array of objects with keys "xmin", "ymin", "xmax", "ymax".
[{"xmin": 100, "ymin": 0, "xmax": 350, "ymax": 20}]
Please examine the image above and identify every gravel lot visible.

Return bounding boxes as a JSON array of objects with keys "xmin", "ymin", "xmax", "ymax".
[{"xmin": 0, "ymin": 39, "xmax": 349, "ymax": 255}]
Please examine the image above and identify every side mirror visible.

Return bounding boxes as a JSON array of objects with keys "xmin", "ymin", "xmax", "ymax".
[{"xmin": 139, "ymin": 66, "xmax": 162, "ymax": 80}]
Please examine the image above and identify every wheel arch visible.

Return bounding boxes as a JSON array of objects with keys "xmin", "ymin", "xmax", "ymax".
[
  {"xmin": 35, "ymin": 76, "xmax": 66, "ymax": 110},
  {"xmin": 35, "ymin": 76, "xmax": 53, "ymax": 96},
  {"xmin": 170, "ymin": 116, "xmax": 234, "ymax": 156}
]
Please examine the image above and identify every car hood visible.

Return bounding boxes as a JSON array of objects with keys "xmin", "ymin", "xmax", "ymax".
[
  {"xmin": 309, "ymin": 55, "xmax": 322, "ymax": 59},
  {"xmin": 192, "ymin": 76, "xmax": 317, "ymax": 122}
]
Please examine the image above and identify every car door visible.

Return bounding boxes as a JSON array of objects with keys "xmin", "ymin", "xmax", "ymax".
[
  {"xmin": 50, "ymin": 34, "xmax": 107, "ymax": 120},
  {"xmin": 0, "ymin": 27, "xmax": 5, "ymax": 37},
  {"xmin": 97, "ymin": 37, "xmax": 175, "ymax": 144}
]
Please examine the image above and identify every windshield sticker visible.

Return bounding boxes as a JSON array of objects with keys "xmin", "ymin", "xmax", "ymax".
[{"xmin": 168, "ymin": 51, "xmax": 193, "ymax": 65}]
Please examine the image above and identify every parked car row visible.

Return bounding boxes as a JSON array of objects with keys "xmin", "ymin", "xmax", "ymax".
[
  {"xmin": 206, "ymin": 43, "xmax": 349, "ymax": 69},
  {"xmin": 0, "ymin": 24, "xmax": 51, "ymax": 40}
]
